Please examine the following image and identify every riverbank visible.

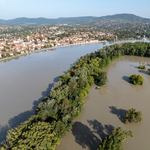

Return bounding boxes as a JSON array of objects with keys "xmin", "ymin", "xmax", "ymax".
[
  {"xmin": 0, "ymin": 41, "xmax": 108, "ymax": 144},
  {"xmin": 0, "ymin": 39, "xmax": 148, "ymax": 63},
  {"xmin": 0, "ymin": 40, "xmax": 107, "ymax": 63},
  {"xmin": 56, "ymin": 56, "xmax": 150, "ymax": 150},
  {"xmin": 1, "ymin": 42, "xmax": 150, "ymax": 149}
]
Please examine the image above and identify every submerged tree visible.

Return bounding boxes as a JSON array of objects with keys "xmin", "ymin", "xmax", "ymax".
[
  {"xmin": 97, "ymin": 127, "xmax": 133, "ymax": 150},
  {"xmin": 97, "ymin": 72, "xmax": 108, "ymax": 86},
  {"xmin": 124, "ymin": 108, "xmax": 142, "ymax": 124},
  {"xmin": 129, "ymin": 74, "xmax": 144, "ymax": 85},
  {"xmin": 138, "ymin": 65, "xmax": 146, "ymax": 70}
]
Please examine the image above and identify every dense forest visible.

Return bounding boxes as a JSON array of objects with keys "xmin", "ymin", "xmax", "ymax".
[{"xmin": 1, "ymin": 42, "xmax": 150, "ymax": 149}]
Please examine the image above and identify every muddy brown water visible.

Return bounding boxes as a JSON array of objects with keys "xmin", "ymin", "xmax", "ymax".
[
  {"xmin": 56, "ymin": 56, "xmax": 150, "ymax": 150},
  {"xmin": 0, "ymin": 42, "xmax": 108, "ymax": 143},
  {"xmin": 0, "ymin": 41, "xmax": 150, "ymax": 149}
]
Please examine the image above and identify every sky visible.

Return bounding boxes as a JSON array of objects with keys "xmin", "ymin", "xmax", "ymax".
[{"xmin": 0, "ymin": 0, "xmax": 150, "ymax": 20}]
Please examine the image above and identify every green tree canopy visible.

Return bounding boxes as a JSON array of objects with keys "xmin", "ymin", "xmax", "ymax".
[
  {"xmin": 97, "ymin": 127, "xmax": 133, "ymax": 150},
  {"xmin": 124, "ymin": 108, "xmax": 142, "ymax": 124},
  {"xmin": 129, "ymin": 74, "xmax": 144, "ymax": 85}
]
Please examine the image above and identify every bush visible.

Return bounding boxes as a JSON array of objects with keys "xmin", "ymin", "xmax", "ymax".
[
  {"xmin": 124, "ymin": 108, "xmax": 142, "ymax": 124},
  {"xmin": 97, "ymin": 72, "xmax": 108, "ymax": 86},
  {"xmin": 87, "ymin": 76, "xmax": 94, "ymax": 86},
  {"xmin": 138, "ymin": 65, "xmax": 146, "ymax": 70},
  {"xmin": 95, "ymin": 87, "xmax": 101, "ymax": 90},
  {"xmin": 129, "ymin": 74, "xmax": 144, "ymax": 85},
  {"xmin": 97, "ymin": 127, "xmax": 133, "ymax": 150}
]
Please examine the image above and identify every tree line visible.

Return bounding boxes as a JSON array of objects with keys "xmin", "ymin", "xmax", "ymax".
[{"xmin": 1, "ymin": 42, "xmax": 150, "ymax": 149}]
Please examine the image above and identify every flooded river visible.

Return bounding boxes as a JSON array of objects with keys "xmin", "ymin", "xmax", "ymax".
[
  {"xmin": 0, "ymin": 41, "xmax": 150, "ymax": 150},
  {"xmin": 56, "ymin": 56, "xmax": 150, "ymax": 150},
  {"xmin": 0, "ymin": 42, "xmax": 107, "ymax": 142}
]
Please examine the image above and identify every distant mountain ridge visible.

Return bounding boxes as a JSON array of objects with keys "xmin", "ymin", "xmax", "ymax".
[
  {"xmin": 0, "ymin": 14, "xmax": 150, "ymax": 25},
  {"xmin": 98, "ymin": 14, "xmax": 149, "ymax": 22}
]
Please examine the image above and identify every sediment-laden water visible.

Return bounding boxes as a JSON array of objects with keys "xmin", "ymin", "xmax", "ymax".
[
  {"xmin": 0, "ymin": 42, "xmax": 107, "ymax": 143},
  {"xmin": 56, "ymin": 56, "xmax": 150, "ymax": 150},
  {"xmin": 1, "ymin": 41, "xmax": 150, "ymax": 150}
]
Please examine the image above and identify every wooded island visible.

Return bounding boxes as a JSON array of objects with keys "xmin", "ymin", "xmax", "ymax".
[{"xmin": 1, "ymin": 42, "xmax": 149, "ymax": 150}]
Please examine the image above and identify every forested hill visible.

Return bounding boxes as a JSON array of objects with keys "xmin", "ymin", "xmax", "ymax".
[
  {"xmin": 0, "ymin": 14, "xmax": 150, "ymax": 25},
  {"xmin": 97, "ymin": 14, "xmax": 149, "ymax": 22},
  {"xmin": 0, "ymin": 16, "xmax": 96, "ymax": 25}
]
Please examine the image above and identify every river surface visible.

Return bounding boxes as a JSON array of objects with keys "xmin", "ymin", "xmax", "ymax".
[
  {"xmin": 0, "ymin": 41, "xmax": 150, "ymax": 150},
  {"xmin": 56, "ymin": 55, "xmax": 150, "ymax": 150},
  {"xmin": 0, "ymin": 42, "xmax": 109, "ymax": 142}
]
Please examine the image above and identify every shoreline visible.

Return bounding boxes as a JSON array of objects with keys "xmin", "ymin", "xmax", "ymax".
[
  {"xmin": 0, "ymin": 41, "xmax": 107, "ymax": 62},
  {"xmin": 0, "ymin": 39, "xmax": 148, "ymax": 63},
  {"xmin": 0, "ymin": 41, "xmax": 149, "ymax": 149}
]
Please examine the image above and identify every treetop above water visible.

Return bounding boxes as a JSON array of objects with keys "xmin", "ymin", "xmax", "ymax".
[{"xmin": 1, "ymin": 42, "xmax": 150, "ymax": 149}]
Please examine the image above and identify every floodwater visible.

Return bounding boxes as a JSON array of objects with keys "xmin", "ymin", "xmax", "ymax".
[
  {"xmin": 0, "ymin": 42, "xmax": 107, "ymax": 143},
  {"xmin": 56, "ymin": 56, "xmax": 150, "ymax": 150},
  {"xmin": 0, "ymin": 41, "xmax": 150, "ymax": 150}
]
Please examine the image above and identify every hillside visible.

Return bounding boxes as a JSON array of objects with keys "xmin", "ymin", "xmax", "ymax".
[
  {"xmin": 0, "ymin": 14, "xmax": 150, "ymax": 25},
  {"xmin": 98, "ymin": 13, "xmax": 149, "ymax": 22}
]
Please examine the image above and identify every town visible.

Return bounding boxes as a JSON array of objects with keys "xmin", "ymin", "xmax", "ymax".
[
  {"xmin": 0, "ymin": 18, "xmax": 150, "ymax": 60},
  {"xmin": 0, "ymin": 25, "xmax": 115, "ymax": 59}
]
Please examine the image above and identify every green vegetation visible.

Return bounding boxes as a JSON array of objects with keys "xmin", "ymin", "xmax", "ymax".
[
  {"xmin": 6, "ymin": 116, "xmax": 60, "ymax": 150},
  {"xmin": 138, "ymin": 65, "xmax": 146, "ymax": 70},
  {"xmin": 1, "ymin": 42, "xmax": 150, "ymax": 149},
  {"xmin": 95, "ymin": 87, "xmax": 101, "ymax": 90},
  {"xmin": 129, "ymin": 74, "xmax": 144, "ymax": 85},
  {"xmin": 124, "ymin": 108, "xmax": 142, "ymax": 124},
  {"xmin": 97, "ymin": 127, "xmax": 133, "ymax": 150},
  {"xmin": 97, "ymin": 72, "xmax": 108, "ymax": 86}
]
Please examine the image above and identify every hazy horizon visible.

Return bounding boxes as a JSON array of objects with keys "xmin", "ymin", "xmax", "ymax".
[
  {"xmin": 0, "ymin": 13, "xmax": 149, "ymax": 21},
  {"xmin": 0, "ymin": 0, "xmax": 150, "ymax": 20}
]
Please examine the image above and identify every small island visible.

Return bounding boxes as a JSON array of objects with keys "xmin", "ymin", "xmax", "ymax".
[
  {"xmin": 129, "ymin": 74, "xmax": 144, "ymax": 85},
  {"xmin": 124, "ymin": 108, "xmax": 142, "ymax": 124},
  {"xmin": 138, "ymin": 65, "xmax": 147, "ymax": 70}
]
